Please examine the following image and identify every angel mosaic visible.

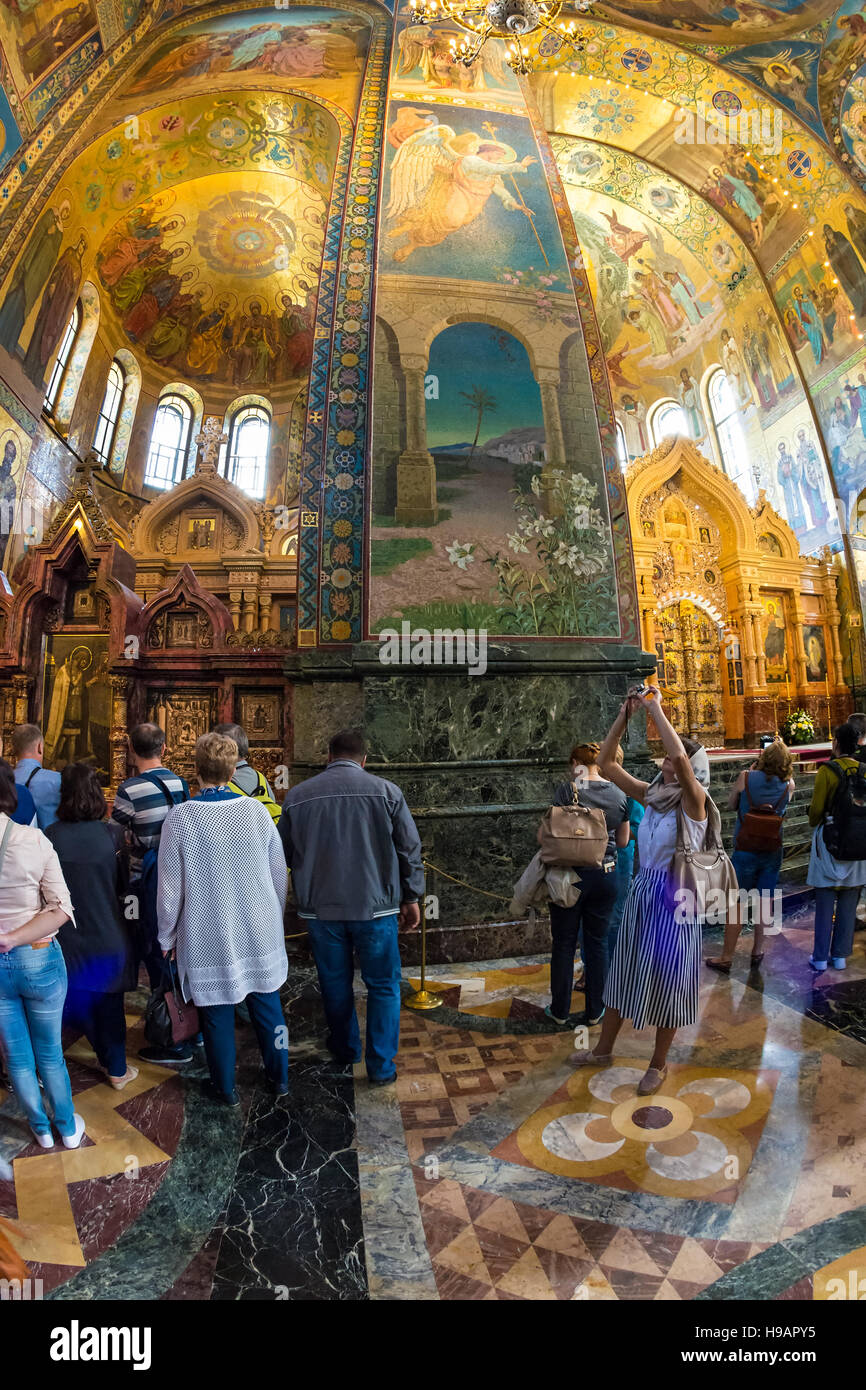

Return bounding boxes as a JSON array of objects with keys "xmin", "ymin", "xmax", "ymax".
[{"xmin": 385, "ymin": 118, "xmax": 539, "ymax": 263}]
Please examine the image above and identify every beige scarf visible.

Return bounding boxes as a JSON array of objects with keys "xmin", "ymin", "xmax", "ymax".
[{"xmin": 645, "ymin": 747, "xmax": 725, "ymax": 848}]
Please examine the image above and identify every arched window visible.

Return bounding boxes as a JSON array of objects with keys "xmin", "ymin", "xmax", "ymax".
[
  {"xmin": 144, "ymin": 392, "xmax": 193, "ymax": 490},
  {"xmin": 92, "ymin": 360, "xmax": 125, "ymax": 465},
  {"xmin": 224, "ymin": 403, "xmax": 270, "ymax": 499},
  {"xmin": 649, "ymin": 398, "xmax": 687, "ymax": 446},
  {"xmin": 614, "ymin": 419, "xmax": 628, "ymax": 470},
  {"xmin": 707, "ymin": 367, "xmax": 754, "ymax": 503},
  {"xmin": 44, "ymin": 302, "xmax": 81, "ymax": 414}
]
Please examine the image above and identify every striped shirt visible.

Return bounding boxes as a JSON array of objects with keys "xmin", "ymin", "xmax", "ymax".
[{"xmin": 111, "ymin": 767, "xmax": 190, "ymax": 878}]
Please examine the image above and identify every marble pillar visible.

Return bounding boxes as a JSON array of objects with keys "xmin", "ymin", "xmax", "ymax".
[{"xmin": 286, "ymin": 639, "xmax": 656, "ymax": 961}]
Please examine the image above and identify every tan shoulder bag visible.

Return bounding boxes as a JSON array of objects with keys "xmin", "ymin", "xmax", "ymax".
[
  {"xmin": 667, "ymin": 796, "xmax": 737, "ymax": 923},
  {"xmin": 538, "ymin": 783, "xmax": 609, "ymax": 869}
]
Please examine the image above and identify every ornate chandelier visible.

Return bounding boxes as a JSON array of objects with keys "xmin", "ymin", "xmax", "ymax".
[{"xmin": 407, "ymin": 0, "xmax": 594, "ymax": 76}]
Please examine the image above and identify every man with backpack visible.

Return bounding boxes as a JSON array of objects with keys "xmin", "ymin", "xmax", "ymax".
[
  {"xmin": 213, "ymin": 722, "xmax": 281, "ymax": 824},
  {"xmin": 12, "ymin": 724, "xmax": 61, "ymax": 829},
  {"xmin": 807, "ymin": 722, "xmax": 866, "ymax": 973},
  {"xmin": 112, "ymin": 722, "xmax": 192, "ymax": 1064}
]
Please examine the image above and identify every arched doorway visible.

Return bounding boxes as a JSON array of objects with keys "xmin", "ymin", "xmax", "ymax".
[{"xmin": 654, "ymin": 598, "xmax": 725, "ymax": 746}]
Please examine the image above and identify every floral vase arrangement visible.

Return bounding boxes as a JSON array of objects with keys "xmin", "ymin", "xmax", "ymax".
[{"xmin": 781, "ymin": 709, "xmax": 815, "ymax": 746}]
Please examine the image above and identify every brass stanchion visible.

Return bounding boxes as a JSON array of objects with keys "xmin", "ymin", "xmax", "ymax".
[{"xmin": 404, "ymin": 871, "xmax": 442, "ymax": 1011}]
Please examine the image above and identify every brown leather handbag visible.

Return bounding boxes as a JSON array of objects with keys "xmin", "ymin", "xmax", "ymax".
[
  {"xmin": 538, "ymin": 783, "xmax": 608, "ymax": 869},
  {"xmin": 735, "ymin": 773, "xmax": 787, "ymax": 853}
]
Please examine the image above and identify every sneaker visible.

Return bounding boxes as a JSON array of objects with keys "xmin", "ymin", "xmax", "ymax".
[
  {"xmin": 369, "ymin": 1073, "xmax": 397, "ymax": 1087},
  {"xmin": 139, "ymin": 1044, "xmax": 193, "ymax": 1065},
  {"xmin": 326, "ymin": 1039, "xmax": 361, "ymax": 1065},
  {"xmin": 808, "ymin": 957, "xmax": 828, "ymax": 972},
  {"xmin": 266, "ymin": 1077, "xmax": 289, "ymax": 1098},
  {"xmin": 831, "ymin": 957, "xmax": 847, "ymax": 970},
  {"xmin": 202, "ymin": 1080, "xmax": 240, "ymax": 1108},
  {"xmin": 544, "ymin": 1005, "xmax": 571, "ymax": 1026},
  {"xmin": 31, "ymin": 1128, "xmax": 54, "ymax": 1149},
  {"xmin": 572, "ymin": 1008, "xmax": 605, "ymax": 1027},
  {"xmin": 61, "ymin": 1114, "xmax": 86, "ymax": 1150}
]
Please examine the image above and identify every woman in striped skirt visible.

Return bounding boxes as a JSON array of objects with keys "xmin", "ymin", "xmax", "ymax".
[{"xmin": 572, "ymin": 687, "xmax": 709, "ymax": 1097}]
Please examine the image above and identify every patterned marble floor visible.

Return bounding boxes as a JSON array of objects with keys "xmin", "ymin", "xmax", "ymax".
[{"xmin": 1, "ymin": 906, "xmax": 865, "ymax": 1301}]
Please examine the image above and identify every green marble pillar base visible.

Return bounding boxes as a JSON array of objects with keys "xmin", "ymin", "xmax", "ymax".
[{"xmin": 285, "ymin": 640, "xmax": 656, "ymax": 963}]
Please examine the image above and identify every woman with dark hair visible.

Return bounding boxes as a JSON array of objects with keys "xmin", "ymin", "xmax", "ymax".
[
  {"xmin": 46, "ymin": 762, "xmax": 137, "ymax": 1089},
  {"xmin": 0, "ymin": 758, "xmax": 83, "ymax": 1149}
]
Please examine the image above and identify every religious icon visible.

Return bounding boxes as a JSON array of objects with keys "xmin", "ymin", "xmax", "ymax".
[
  {"xmin": 187, "ymin": 516, "xmax": 216, "ymax": 550},
  {"xmin": 167, "ymin": 611, "xmax": 198, "ymax": 647},
  {"xmin": 23, "ymin": 234, "xmax": 87, "ymax": 387},
  {"xmin": 239, "ymin": 692, "xmax": 279, "ymax": 742},
  {"xmin": 803, "ymin": 625, "xmax": 827, "ymax": 682},
  {"xmin": 44, "ymin": 636, "xmax": 109, "ymax": 769},
  {"xmin": 699, "ymin": 526, "xmax": 711, "ymax": 545},
  {"xmin": 0, "ymin": 430, "xmax": 21, "ymax": 570},
  {"xmin": 0, "ymin": 201, "xmax": 71, "ymax": 354},
  {"xmin": 762, "ymin": 598, "xmax": 787, "ymax": 684},
  {"xmin": 67, "ymin": 582, "xmax": 97, "ymax": 622}
]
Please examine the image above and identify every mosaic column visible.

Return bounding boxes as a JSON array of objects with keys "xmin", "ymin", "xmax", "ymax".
[
  {"xmin": 751, "ymin": 612, "xmax": 767, "ymax": 689},
  {"xmin": 123, "ymin": 396, "xmax": 157, "ymax": 494},
  {"xmin": 826, "ymin": 589, "xmax": 845, "ymax": 688},
  {"xmin": 109, "ymin": 674, "xmax": 129, "ymax": 793},
  {"xmin": 396, "ymin": 356, "xmax": 437, "ymax": 526},
  {"xmin": 12, "ymin": 674, "xmax": 31, "ymax": 725},
  {"xmin": 258, "ymin": 589, "xmax": 272, "ymax": 634},
  {"xmin": 242, "ymin": 588, "xmax": 257, "ymax": 634},
  {"xmin": 538, "ymin": 373, "xmax": 567, "ymax": 474},
  {"xmin": 736, "ymin": 605, "xmax": 757, "ymax": 691},
  {"xmin": 790, "ymin": 599, "xmax": 809, "ymax": 689}
]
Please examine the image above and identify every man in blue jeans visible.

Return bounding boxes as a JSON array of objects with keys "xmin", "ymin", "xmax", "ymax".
[{"xmin": 278, "ymin": 729, "xmax": 424, "ymax": 1086}]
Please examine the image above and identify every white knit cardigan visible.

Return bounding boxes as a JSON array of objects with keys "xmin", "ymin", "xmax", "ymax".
[{"xmin": 156, "ymin": 795, "xmax": 288, "ymax": 1007}]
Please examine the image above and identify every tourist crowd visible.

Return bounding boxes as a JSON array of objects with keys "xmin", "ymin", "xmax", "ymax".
[{"xmin": 0, "ymin": 695, "xmax": 863, "ymax": 1146}]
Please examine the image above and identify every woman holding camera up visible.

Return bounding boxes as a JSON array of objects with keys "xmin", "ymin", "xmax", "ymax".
[{"xmin": 575, "ymin": 687, "xmax": 713, "ymax": 1096}]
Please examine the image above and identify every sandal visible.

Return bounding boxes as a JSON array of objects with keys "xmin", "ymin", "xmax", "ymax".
[
  {"xmin": 572, "ymin": 1048, "xmax": 612, "ymax": 1067},
  {"xmin": 637, "ymin": 1065, "xmax": 668, "ymax": 1096},
  {"xmin": 750, "ymin": 953, "xmax": 764, "ymax": 968},
  {"xmin": 705, "ymin": 957, "xmax": 732, "ymax": 973}
]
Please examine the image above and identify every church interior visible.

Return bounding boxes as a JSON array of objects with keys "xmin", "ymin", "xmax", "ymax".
[{"xmin": 0, "ymin": 0, "xmax": 865, "ymax": 1321}]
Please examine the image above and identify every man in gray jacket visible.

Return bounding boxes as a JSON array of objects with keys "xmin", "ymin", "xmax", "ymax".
[{"xmin": 278, "ymin": 729, "xmax": 424, "ymax": 1085}]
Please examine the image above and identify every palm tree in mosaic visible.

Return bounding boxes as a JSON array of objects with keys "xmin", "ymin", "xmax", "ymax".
[{"xmin": 460, "ymin": 385, "xmax": 497, "ymax": 466}]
